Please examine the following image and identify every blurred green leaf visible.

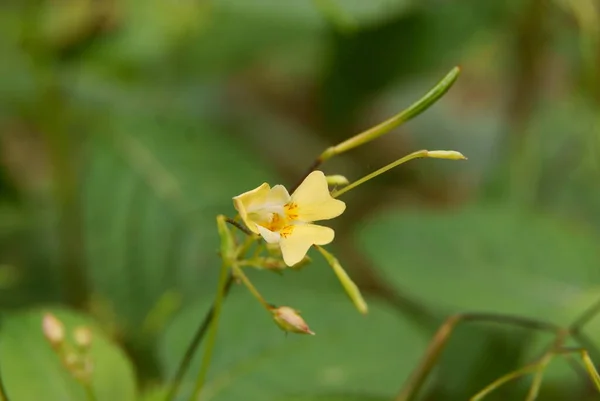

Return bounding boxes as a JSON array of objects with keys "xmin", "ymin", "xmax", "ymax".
[
  {"xmin": 358, "ymin": 204, "xmax": 600, "ymax": 399},
  {"xmin": 82, "ymin": 118, "xmax": 276, "ymax": 332},
  {"xmin": 358, "ymin": 204, "xmax": 600, "ymax": 322},
  {"xmin": 0, "ymin": 307, "xmax": 136, "ymax": 401},
  {"xmin": 427, "ymin": 325, "xmax": 529, "ymax": 401},
  {"xmin": 158, "ymin": 285, "xmax": 425, "ymax": 401},
  {"xmin": 319, "ymin": 0, "xmax": 509, "ymax": 130}
]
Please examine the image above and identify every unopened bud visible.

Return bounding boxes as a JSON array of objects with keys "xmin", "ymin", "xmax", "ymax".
[
  {"xmin": 73, "ymin": 326, "xmax": 93, "ymax": 350},
  {"xmin": 271, "ymin": 306, "xmax": 315, "ymax": 335},
  {"xmin": 316, "ymin": 245, "xmax": 368, "ymax": 314},
  {"xmin": 42, "ymin": 313, "xmax": 65, "ymax": 348},
  {"xmin": 426, "ymin": 150, "xmax": 467, "ymax": 160},
  {"xmin": 326, "ymin": 175, "xmax": 350, "ymax": 187}
]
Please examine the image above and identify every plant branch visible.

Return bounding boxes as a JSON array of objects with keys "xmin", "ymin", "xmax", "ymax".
[
  {"xmin": 225, "ymin": 218, "xmax": 252, "ymax": 236},
  {"xmin": 165, "ymin": 274, "xmax": 234, "ymax": 401},
  {"xmin": 290, "ymin": 66, "xmax": 461, "ymax": 193},
  {"xmin": 394, "ymin": 312, "xmax": 561, "ymax": 401},
  {"xmin": 187, "ymin": 262, "xmax": 231, "ymax": 401},
  {"xmin": 230, "ymin": 264, "xmax": 270, "ymax": 310}
]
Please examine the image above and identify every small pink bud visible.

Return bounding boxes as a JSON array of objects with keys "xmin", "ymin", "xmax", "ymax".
[
  {"xmin": 271, "ymin": 306, "xmax": 315, "ymax": 335},
  {"xmin": 42, "ymin": 313, "xmax": 65, "ymax": 348}
]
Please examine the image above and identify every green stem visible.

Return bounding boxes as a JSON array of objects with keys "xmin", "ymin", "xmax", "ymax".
[
  {"xmin": 319, "ymin": 67, "xmax": 461, "ymax": 162},
  {"xmin": 395, "ymin": 313, "xmax": 561, "ymax": 401},
  {"xmin": 470, "ymin": 363, "xmax": 540, "ymax": 401},
  {"xmin": 230, "ymin": 264, "xmax": 270, "ymax": 310},
  {"xmin": 164, "ymin": 274, "xmax": 235, "ymax": 401},
  {"xmin": 187, "ymin": 263, "xmax": 230, "ymax": 401},
  {"xmin": 332, "ymin": 150, "xmax": 428, "ymax": 198},
  {"xmin": 289, "ymin": 66, "xmax": 460, "ymax": 193}
]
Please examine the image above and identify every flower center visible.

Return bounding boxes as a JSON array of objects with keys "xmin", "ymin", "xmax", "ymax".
[{"xmin": 255, "ymin": 202, "xmax": 300, "ymax": 238}]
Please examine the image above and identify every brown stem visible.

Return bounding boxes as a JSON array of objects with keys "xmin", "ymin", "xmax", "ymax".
[
  {"xmin": 225, "ymin": 218, "xmax": 252, "ymax": 236},
  {"xmin": 288, "ymin": 157, "xmax": 324, "ymax": 194},
  {"xmin": 394, "ymin": 312, "xmax": 562, "ymax": 401}
]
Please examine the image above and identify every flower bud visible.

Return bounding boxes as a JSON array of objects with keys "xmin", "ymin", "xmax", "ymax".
[
  {"xmin": 42, "ymin": 313, "xmax": 65, "ymax": 348},
  {"xmin": 271, "ymin": 306, "xmax": 315, "ymax": 335},
  {"xmin": 326, "ymin": 175, "xmax": 350, "ymax": 187},
  {"xmin": 73, "ymin": 326, "xmax": 93, "ymax": 350},
  {"xmin": 316, "ymin": 246, "xmax": 368, "ymax": 314},
  {"xmin": 426, "ymin": 150, "xmax": 467, "ymax": 160}
]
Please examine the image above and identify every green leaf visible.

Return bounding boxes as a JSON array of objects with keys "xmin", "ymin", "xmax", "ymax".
[
  {"xmin": 82, "ymin": 116, "xmax": 276, "ymax": 331},
  {"xmin": 358, "ymin": 204, "xmax": 600, "ymax": 397},
  {"xmin": 358, "ymin": 204, "xmax": 600, "ymax": 323},
  {"xmin": 158, "ymin": 285, "xmax": 425, "ymax": 401},
  {"xmin": 0, "ymin": 307, "xmax": 136, "ymax": 401}
]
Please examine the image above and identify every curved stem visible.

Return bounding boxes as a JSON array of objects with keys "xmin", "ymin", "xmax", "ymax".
[
  {"xmin": 395, "ymin": 312, "xmax": 561, "ymax": 401},
  {"xmin": 187, "ymin": 262, "xmax": 231, "ymax": 401},
  {"xmin": 332, "ymin": 150, "xmax": 428, "ymax": 198},
  {"xmin": 230, "ymin": 264, "xmax": 270, "ymax": 310},
  {"xmin": 165, "ymin": 274, "xmax": 234, "ymax": 401}
]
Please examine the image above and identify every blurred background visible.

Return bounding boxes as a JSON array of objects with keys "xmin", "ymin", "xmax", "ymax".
[{"xmin": 1, "ymin": 0, "xmax": 600, "ymax": 400}]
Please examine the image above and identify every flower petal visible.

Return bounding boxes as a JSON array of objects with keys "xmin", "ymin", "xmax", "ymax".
[
  {"xmin": 233, "ymin": 183, "xmax": 271, "ymax": 233},
  {"xmin": 264, "ymin": 185, "xmax": 291, "ymax": 212},
  {"xmin": 291, "ymin": 171, "xmax": 346, "ymax": 222},
  {"xmin": 256, "ymin": 225, "xmax": 281, "ymax": 244},
  {"xmin": 279, "ymin": 224, "xmax": 334, "ymax": 266}
]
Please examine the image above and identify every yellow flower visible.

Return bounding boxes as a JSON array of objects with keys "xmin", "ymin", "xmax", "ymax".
[{"xmin": 233, "ymin": 171, "xmax": 346, "ymax": 266}]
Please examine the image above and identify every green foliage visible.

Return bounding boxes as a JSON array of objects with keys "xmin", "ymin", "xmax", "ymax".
[
  {"xmin": 0, "ymin": 308, "xmax": 136, "ymax": 401},
  {"xmin": 359, "ymin": 204, "xmax": 600, "ymax": 322},
  {"xmin": 158, "ymin": 285, "xmax": 425, "ymax": 401},
  {"xmin": 1, "ymin": 0, "xmax": 600, "ymax": 400},
  {"xmin": 81, "ymin": 126, "xmax": 275, "ymax": 330}
]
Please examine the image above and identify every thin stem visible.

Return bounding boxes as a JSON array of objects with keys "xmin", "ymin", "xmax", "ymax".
[
  {"xmin": 187, "ymin": 263, "xmax": 231, "ymax": 401},
  {"xmin": 580, "ymin": 350, "xmax": 600, "ymax": 391},
  {"xmin": 289, "ymin": 67, "xmax": 460, "ymax": 193},
  {"xmin": 166, "ymin": 216, "xmax": 252, "ymax": 401},
  {"xmin": 395, "ymin": 312, "xmax": 561, "ymax": 401},
  {"xmin": 229, "ymin": 264, "xmax": 270, "ymax": 310},
  {"xmin": 570, "ymin": 295, "xmax": 600, "ymax": 332},
  {"xmin": 473, "ymin": 332, "xmax": 567, "ymax": 401},
  {"xmin": 165, "ymin": 274, "xmax": 235, "ymax": 401},
  {"xmin": 83, "ymin": 383, "xmax": 98, "ymax": 401},
  {"xmin": 524, "ymin": 356, "xmax": 551, "ymax": 401},
  {"xmin": 319, "ymin": 67, "xmax": 461, "ymax": 162},
  {"xmin": 470, "ymin": 363, "xmax": 540, "ymax": 401},
  {"xmin": 290, "ymin": 158, "xmax": 324, "ymax": 194},
  {"xmin": 332, "ymin": 150, "xmax": 428, "ymax": 198},
  {"xmin": 225, "ymin": 218, "xmax": 252, "ymax": 236}
]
